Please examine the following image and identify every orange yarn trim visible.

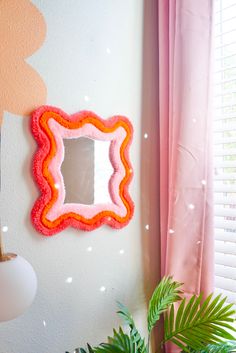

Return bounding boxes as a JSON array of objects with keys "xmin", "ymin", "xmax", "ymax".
[{"xmin": 32, "ymin": 108, "xmax": 134, "ymax": 233}]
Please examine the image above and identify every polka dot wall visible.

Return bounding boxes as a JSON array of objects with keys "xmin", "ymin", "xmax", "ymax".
[{"xmin": 0, "ymin": 1, "xmax": 146, "ymax": 353}]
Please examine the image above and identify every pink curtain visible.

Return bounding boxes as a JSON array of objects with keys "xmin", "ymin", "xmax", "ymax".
[{"xmin": 158, "ymin": 1, "xmax": 214, "ymax": 351}]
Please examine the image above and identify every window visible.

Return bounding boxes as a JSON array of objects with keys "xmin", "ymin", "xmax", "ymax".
[{"xmin": 213, "ymin": 0, "xmax": 236, "ymax": 305}]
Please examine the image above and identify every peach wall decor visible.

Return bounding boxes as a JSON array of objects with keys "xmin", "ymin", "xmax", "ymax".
[
  {"xmin": 31, "ymin": 106, "xmax": 134, "ymax": 235},
  {"xmin": 0, "ymin": 0, "xmax": 46, "ymax": 124},
  {"xmin": 0, "ymin": 1, "xmax": 45, "ymax": 322}
]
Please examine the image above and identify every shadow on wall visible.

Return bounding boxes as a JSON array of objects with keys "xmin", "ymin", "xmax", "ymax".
[{"xmin": 140, "ymin": 0, "xmax": 163, "ymax": 350}]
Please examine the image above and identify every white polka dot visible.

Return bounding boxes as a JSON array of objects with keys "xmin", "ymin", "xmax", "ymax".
[
  {"xmin": 196, "ymin": 241, "xmax": 201, "ymax": 245},
  {"xmin": 2, "ymin": 226, "xmax": 8, "ymax": 233},
  {"xmin": 43, "ymin": 320, "xmax": 47, "ymax": 327},
  {"xmin": 84, "ymin": 95, "xmax": 90, "ymax": 102},
  {"xmin": 65, "ymin": 277, "xmax": 73, "ymax": 284},
  {"xmin": 145, "ymin": 224, "xmax": 149, "ymax": 230},
  {"xmin": 100, "ymin": 286, "xmax": 106, "ymax": 292},
  {"xmin": 169, "ymin": 229, "xmax": 175, "ymax": 234},
  {"xmin": 106, "ymin": 48, "xmax": 111, "ymax": 54},
  {"xmin": 119, "ymin": 249, "xmax": 125, "ymax": 255},
  {"xmin": 107, "ymin": 217, "xmax": 111, "ymax": 221},
  {"xmin": 201, "ymin": 180, "xmax": 206, "ymax": 185},
  {"xmin": 188, "ymin": 204, "xmax": 195, "ymax": 210},
  {"xmin": 192, "ymin": 118, "xmax": 197, "ymax": 123},
  {"xmin": 54, "ymin": 183, "xmax": 60, "ymax": 189},
  {"xmin": 144, "ymin": 133, "xmax": 148, "ymax": 139},
  {"xmin": 87, "ymin": 246, "xmax": 93, "ymax": 252}
]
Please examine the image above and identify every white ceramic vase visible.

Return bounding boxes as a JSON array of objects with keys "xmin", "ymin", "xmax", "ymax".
[{"xmin": 0, "ymin": 254, "xmax": 37, "ymax": 322}]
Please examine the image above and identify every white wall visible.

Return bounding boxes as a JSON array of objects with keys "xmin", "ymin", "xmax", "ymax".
[{"xmin": 0, "ymin": 1, "xmax": 146, "ymax": 352}]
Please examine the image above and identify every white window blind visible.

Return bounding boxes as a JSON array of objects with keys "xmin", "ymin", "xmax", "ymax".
[{"xmin": 214, "ymin": 0, "xmax": 236, "ymax": 306}]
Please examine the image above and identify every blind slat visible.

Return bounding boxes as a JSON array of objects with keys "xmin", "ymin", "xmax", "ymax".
[
  {"xmin": 214, "ymin": 149, "xmax": 236, "ymax": 156},
  {"xmin": 214, "ymin": 114, "xmax": 236, "ymax": 121},
  {"xmin": 214, "ymin": 136, "xmax": 236, "ymax": 144},
  {"xmin": 215, "ymin": 287, "xmax": 236, "ymax": 305},
  {"xmin": 215, "ymin": 229, "xmax": 236, "ymax": 242},
  {"xmin": 213, "ymin": 184, "xmax": 236, "ymax": 192},
  {"xmin": 214, "ymin": 160, "xmax": 236, "ymax": 168},
  {"xmin": 216, "ymin": 53, "xmax": 236, "ymax": 62},
  {"xmin": 215, "ymin": 240, "xmax": 236, "ymax": 255},
  {"xmin": 214, "ymin": 125, "xmax": 236, "ymax": 132},
  {"xmin": 214, "ymin": 173, "xmax": 236, "ymax": 180},
  {"xmin": 215, "ymin": 219, "xmax": 236, "ymax": 230},
  {"xmin": 216, "ymin": 263, "xmax": 236, "ymax": 280},
  {"xmin": 215, "ymin": 90, "xmax": 236, "ymax": 98},
  {"xmin": 215, "ymin": 3, "xmax": 236, "ymax": 12},
  {"xmin": 214, "ymin": 207, "xmax": 236, "ymax": 218},
  {"xmin": 214, "ymin": 103, "xmax": 236, "ymax": 110},
  {"xmin": 214, "ymin": 65, "xmax": 236, "ymax": 73},
  {"xmin": 214, "ymin": 1, "xmax": 236, "ymax": 306},
  {"xmin": 215, "ymin": 252, "xmax": 236, "ymax": 267},
  {"xmin": 215, "ymin": 78, "xmax": 236, "ymax": 85},
  {"xmin": 214, "ymin": 195, "xmax": 236, "ymax": 205},
  {"xmin": 215, "ymin": 276, "xmax": 236, "ymax": 293},
  {"xmin": 215, "ymin": 42, "xmax": 236, "ymax": 51}
]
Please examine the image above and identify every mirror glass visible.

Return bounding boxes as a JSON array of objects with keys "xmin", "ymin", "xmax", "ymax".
[{"xmin": 61, "ymin": 137, "xmax": 114, "ymax": 204}]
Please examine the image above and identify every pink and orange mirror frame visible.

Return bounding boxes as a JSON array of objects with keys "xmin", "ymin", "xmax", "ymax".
[{"xmin": 31, "ymin": 106, "xmax": 134, "ymax": 235}]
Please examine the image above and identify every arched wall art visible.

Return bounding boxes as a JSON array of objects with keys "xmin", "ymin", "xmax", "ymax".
[
  {"xmin": 31, "ymin": 106, "xmax": 134, "ymax": 235},
  {"xmin": 0, "ymin": 0, "xmax": 47, "ymax": 125}
]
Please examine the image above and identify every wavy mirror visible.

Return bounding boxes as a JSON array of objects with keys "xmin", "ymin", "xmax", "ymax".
[
  {"xmin": 31, "ymin": 106, "xmax": 134, "ymax": 235},
  {"xmin": 62, "ymin": 138, "xmax": 113, "ymax": 205}
]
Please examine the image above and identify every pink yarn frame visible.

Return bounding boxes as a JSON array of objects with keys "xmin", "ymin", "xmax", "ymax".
[{"xmin": 31, "ymin": 106, "xmax": 134, "ymax": 235}]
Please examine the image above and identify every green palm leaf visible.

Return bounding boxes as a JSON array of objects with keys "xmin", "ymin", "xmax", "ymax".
[
  {"xmin": 117, "ymin": 302, "xmax": 147, "ymax": 353},
  {"xmin": 117, "ymin": 301, "xmax": 136, "ymax": 328},
  {"xmin": 93, "ymin": 327, "xmax": 137, "ymax": 353},
  {"xmin": 181, "ymin": 340, "xmax": 236, "ymax": 353},
  {"xmin": 66, "ymin": 344, "xmax": 95, "ymax": 353},
  {"xmin": 163, "ymin": 293, "xmax": 236, "ymax": 352},
  {"xmin": 147, "ymin": 276, "xmax": 182, "ymax": 332}
]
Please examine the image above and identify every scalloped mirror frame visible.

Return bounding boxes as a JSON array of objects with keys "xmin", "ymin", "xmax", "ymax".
[{"xmin": 31, "ymin": 106, "xmax": 134, "ymax": 235}]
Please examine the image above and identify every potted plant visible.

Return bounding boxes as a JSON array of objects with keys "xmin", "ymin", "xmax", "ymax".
[{"xmin": 66, "ymin": 277, "xmax": 236, "ymax": 353}]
